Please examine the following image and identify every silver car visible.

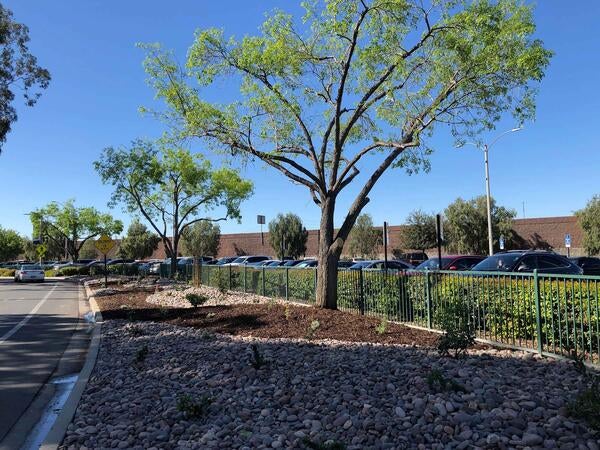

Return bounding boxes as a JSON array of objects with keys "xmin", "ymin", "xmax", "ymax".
[{"xmin": 14, "ymin": 264, "xmax": 45, "ymax": 282}]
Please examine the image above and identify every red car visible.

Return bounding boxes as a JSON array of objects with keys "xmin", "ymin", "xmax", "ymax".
[{"xmin": 415, "ymin": 255, "xmax": 485, "ymax": 271}]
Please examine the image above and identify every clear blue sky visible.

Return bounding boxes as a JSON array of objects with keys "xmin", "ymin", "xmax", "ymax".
[{"xmin": 1, "ymin": 1, "xmax": 599, "ymax": 238}]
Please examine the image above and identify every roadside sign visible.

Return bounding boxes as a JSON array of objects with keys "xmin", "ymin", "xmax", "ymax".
[
  {"xmin": 499, "ymin": 235, "xmax": 505, "ymax": 250},
  {"xmin": 257, "ymin": 215, "xmax": 265, "ymax": 225},
  {"xmin": 565, "ymin": 234, "xmax": 571, "ymax": 248},
  {"xmin": 95, "ymin": 234, "xmax": 115, "ymax": 254}
]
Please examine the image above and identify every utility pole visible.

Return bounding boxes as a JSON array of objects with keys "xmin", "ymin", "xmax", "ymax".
[{"xmin": 484, "ymin": 144, "xmax": 493, "ymax": 256}]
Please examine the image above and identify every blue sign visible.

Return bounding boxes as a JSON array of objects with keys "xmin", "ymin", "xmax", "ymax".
[
  {"xmin": 499, "ymin": 235, "xmax": 505, "ymax": 250},
  {"xmin": 565, "ymin": 234, "xmax": 571, "ymax": 248}
]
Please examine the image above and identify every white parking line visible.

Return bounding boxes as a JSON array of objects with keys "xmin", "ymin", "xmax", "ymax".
[{"xmin": 0, "ymin": 285, "xmax": 57, "ymax": 345}]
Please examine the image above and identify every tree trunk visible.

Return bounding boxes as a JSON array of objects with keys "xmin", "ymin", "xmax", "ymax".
[
  {"xmin": 170, "ymin": 234, "xmax": 179, "ymax": 279},
  {"xmin": 315, "ymin": 198, "xmax": 342, "ymax": 309}
]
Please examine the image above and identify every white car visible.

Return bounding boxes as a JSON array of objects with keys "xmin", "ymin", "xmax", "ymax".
[{"xmin": 14, "ymin": 264, "xmax": 45, "ymax": 282}]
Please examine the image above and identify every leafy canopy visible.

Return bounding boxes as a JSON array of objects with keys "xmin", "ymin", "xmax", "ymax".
[
  {"xmin": 402, "ymin": 209, "xmax": 438, "ymax": 252},
  {"xmin": 268, "ymin": 213, "xmax": 308, "ymax": 260},
  {"xmin": 119, "ymin": 220, "xmax": 161, "ymax": 260},
  {"xmin": 29, "ymin": 200, "xmax": 123, "ymax": 261},
  {"xmin": 347, "ymin": 213, "xmax": 381, "ymax": 259},
  {"xmin": 0, "ymin": 4, "xmax": 50, "ymax": 153},
  {"xmin": 444, "ymin": 195, "xmax": 515, "ymax": 254},
  {"xmin": 0, "ymin": 226, "xmax": 24, "ymax": 261},
  {"xmin": 181, "ymin": 220, "xmax": 221, "ymax": 258},
  {"xmin": 576, "ymin": 195, "xmax": 600, "ymax": 256}
]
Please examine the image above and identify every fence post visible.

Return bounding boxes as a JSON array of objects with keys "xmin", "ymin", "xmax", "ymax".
[
  {"xmin": 262, "ymin": 266, "xmax": 266, "ymax": 296},
  {"xmin": 285, "ymin": 267, "xmax": 289, "ymax": 301},
  {"xmin": 358, "ymin": 268, "xmax": 365, "ymax": 315},
  {"xmin": 533, "ymin": 269, "xmax": 543, "ymax": 355},
  {"xmin": 243, "ymin": 264, "xmax": 247, "ymax": 293},
  {"xmin": 425, "ymin": 269, "xmax": 432, "ymax": 329},
  {"xmin": 228, "ymin": 264, "xmax": 232, "ymax": 290}
]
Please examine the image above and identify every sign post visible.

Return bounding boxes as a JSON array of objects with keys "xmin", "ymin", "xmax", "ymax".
[
  {"xmin": 435, "ymin": 214, "xmax": 443, "ymax": 268},
  {"xmin": 383, "ymin": 221, "xmax": 388, "ymax": 270},
  {"xmin": 565, "ymin": 234, "xmax": 571, "ymax": 258},
  {"xmin": 95, "ymin": 234, "xmax": 115, "ymax": 287},
  {"xmin": 257, "ymin": 215, "xmax": 266, "ymax": 246}
]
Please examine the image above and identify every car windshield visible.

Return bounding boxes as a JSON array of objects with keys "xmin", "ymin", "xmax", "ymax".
[
  {"xmin": 22, "ymin": 265, "xmax": 42, "ymax": 270},
  {"xmin": 416, "ymin": 258, "xmax": 453, "ymax": 270},
  {"xmin": 472, "ymin": 253, "xmax": 523, "ymax": 271},
  {"xmin": 231, "ymin": 257, "xmax": 246, "ymax": 264}
]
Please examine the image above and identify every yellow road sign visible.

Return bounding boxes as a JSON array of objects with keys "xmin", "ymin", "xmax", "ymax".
[{"xmin": 95, "ymin": 234, "xmax": 115, "ymax": 254}]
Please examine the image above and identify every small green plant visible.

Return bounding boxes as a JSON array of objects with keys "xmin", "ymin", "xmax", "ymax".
[
  {"xmin": 568, "ymin": 349, "xmax": 587, "ymax": 375},
  {"xmin": 305, "ymin": 319, "xmax": 320, "ymax": 340},
  {"xmin": 267, "ymin": 297, "xmax": 276, "ymax": 310},
  {"xmin": 375, "ymin": 317, "xmax": 388, "ymax": 335},
  {"xmin": 127, "ymin": 325, "xmax": 145, "ymax": 336},
  {"xmin": 284, "ymin": 303, "xmax": 292, "ymax": 321},
  {"xmin": 436, "ymin": 301, "xmax": 475, "ymax": 358},
  {"xmin": 250, "ymin": 344, "xmax": 266, "ymax": 369},
  {"xmin": 177, "ymin": 394, "xmax": 212, "ymax": 419},
  {"xmin": 426, "ymin": 369, "xmax": 466, "ymax": 393},
  {"xmin": 134, "ymin": 344, "xmax": 149, "ymax": 363},
  {"xmin": 302, "ymin": 437, "xmax": 346, "ymax": 450},
  {"xmin": 186, "ymin": 292, "xmax": 208, "ymax": 308},
  {"xmin": 568, "ymin": 379, "xmax": 600, "ymax": 430},
  {"xmin": 215, "ymin": 269, "xmax": 228, "ymax": 294}
]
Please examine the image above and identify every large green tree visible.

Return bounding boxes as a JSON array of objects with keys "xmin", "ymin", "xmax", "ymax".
[
  {"xmin": 119, "ymin": 220, "xmax": 161, "ymax": 260},
  {"xmin": 141, "ymin": 0, "xmax": 551, "ymax": 308},
  {"xmin": 0, "ymin": 226, "xmax": 23, "ymax": 261},
  {"xmin": 347, "ymin": 214, "xmax": 381, "ymax": 259},
  {"xmin": 30, "ymin": 200, "xmax": 123, "ymax": 262},
  {"xmin": 0, "ymin": 4, "xmax": 50, "ymax": 153},
  {"xmin": 444, "ymin": 196, "xmax": 515, "ymax": 254},
  {"xmin": 402, "ymin": 210, "xmax": 437, "ymax": 253},
  {"xmin": 576, "ymin": 195, "xmax": 600, "ymax": 256},
  {"xmin": 95, "ymin": 141, "xmax": 253, "ymax": 276},
  {"xmin": 181, "ymin": 220, "xmax": 221, "ymax": 258},
  {"xmin": 268, "ymin": 213, "xmax": 308, "ymax": 260}
]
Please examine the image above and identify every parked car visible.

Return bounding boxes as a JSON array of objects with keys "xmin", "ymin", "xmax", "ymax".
[
  {"xmin": 295, "ymin": 259, "xmax": 317, "ymax": 268},
  {"xmin": 226, "ymin": 256, "xmax": 270, "ymax": 266},
  {"xmin": 471, "ymin": 250, "xmax": 583, "ymax": 275},
  {"xmin": 282, "ymin": 260, "xmax": 303, "ymax": 267},
  {"xmin": 337, "ymin": 260, "xmax": 355, "ymax": 269},
  {"xmin": 416, "ymin": 255, "xmax": 485, "ymax": 271},
  {"xmin": 350, "ymin": 260, "xmax": 413, "ymax": 270},
  {"xmin": 211, "ymin": 257, "xmax": 238, "ymax": 266},
  {"xmin": 569, "ymin": 257, "xmax": 600, "ymax": 276},
  {"xmin": 14, "ymin": 264, "xmax": 45, "ymax": 282},
  {"xmin": 396, "ymin": 252, "xmax": 428, "ymax": 266}
]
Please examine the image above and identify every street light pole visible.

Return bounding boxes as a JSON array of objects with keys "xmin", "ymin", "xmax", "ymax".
[{"xmin": 483, "ymin": 144, "xmax": 493, "ymax": 256}]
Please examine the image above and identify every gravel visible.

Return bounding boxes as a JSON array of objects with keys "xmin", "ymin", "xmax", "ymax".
[{"xmin": 61, "ymin": 320, "xmax": 600, "ymax": 449}]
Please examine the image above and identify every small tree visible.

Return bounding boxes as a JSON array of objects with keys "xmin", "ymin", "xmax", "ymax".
[
  {"xmin": 95, "ymin": 141, "xmax": 253, "ymax": 276},
  {"xmin": 181, "ymin": 220, "xmax": 221, "ymax": 258},
  {"xmin": 79, "ymin": 239, "xmax": 99, "ymax": 260},
  {"xmin": 0, "ymin": 4, "xmax": 51, "ymax": 154},
  {"xmin": 576, "ymin": 195, "xmax": 600, "ymax": 256},
  {"xmin": 347, "ymin": 214, "xmax": 381, "ymax": 259},
  {"xmin": 0, "ymin": 227, "xmax": 24, "ymax": 261},
  {"xmin": 120, "ymin": 220, "xmax": 161, "ymax": 260},
  {"xmin": 29, "ymin": 200, "xmax": 123, "ymax": 262},
  {"xmin": 268, "ymin": 213, "xmax": 308, "ymax": 260},
  {"xmin": 444, "ymin": 196, "xmax": 515, "ymax": 254},
  {"xmin": 402, "ymin": 210, "xmax": 437, "ymax": 254}
]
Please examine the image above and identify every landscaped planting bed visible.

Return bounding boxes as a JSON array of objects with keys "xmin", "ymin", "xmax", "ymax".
[{"xmin": 61, "ymin": 283, "xmax": 600, "ymax": 449}]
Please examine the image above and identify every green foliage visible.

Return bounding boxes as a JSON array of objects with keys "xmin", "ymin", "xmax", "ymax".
[
  {"xmin": 79, "ymin": 239, "xmax": 98, "ymax": 260},
  {"xmin": 29, "ymin": 199, "xmax": 122, "ymax": 262},
  {"xmin": 347, "ymin": 214, "xmax": 381, "ymax": 259},
  {"xmin": 375, "ymin": 317, "xmax": 388, "ymax": 335},
  {"xmin": 186, "ymin": 292, "xmax": 208, "ymax": 308},
  {"xmin": 0, "ymin": 227, "xmax": 23, "ymax": 261},
  {"xmin": 444, "ymin": 196, "xmax": 516, "ymax": 254},
  {"xmin": 568, "ymin": 381, "xmax": 600, "ymax": 430},
  {"xmin": 134, "ymin": 344, "xmax": 149, "ymax": 363},
  {"xmin": 268, "ymin": 213, "xmax": 308, "ymax": 260},
  {"xmin": 214, "ymin": 268, "xmax": 228, "ymax": 294},
  {"xmin": 181, "ymin": 220, "xmax": 220, "ymax": 258},
  {"xmin": 0, "ymin": 4, "xmax": 50, "ymax": 153},
  {"xmin": 303, "ymin": 438, "xmax": 346, "ymax": 450},
  {"xmin": 95, "ymin": 142, "xmax": 252, "ymax": 278},
  {"xmin": 426, "ymin": 369, "xmax": 467, "ymax": 393},
  {"xmin": 0, "ymin": 268, "xmax": 16, "ymax": 277},
  {"xmin": 576, "ymin": 195, "xmax": 600, "ymax": 256},
  {"xmin": 305, "ymin": 319, "xmax": 320, "ymax": 340},
  {"xmin": 402, "ymin": 210, "xmax": 437, "ymax": 252},
  {"xmin": 56, "ymin": 266, "xmax": 81, "ymax": 276},
  {"xmin": 177, "ymin": 394, "xmax": 212, "ymax": 419},
  {"xmin": 249, "ymin": 344, "xmax": 266, "ymax": 369},
  {"xmin": 120, "ymin": 220, "xmax": 160, "ymax": 260},
  {"xmin": 436, "ymin": 300, "xmax": 476, "ymax": 358}
]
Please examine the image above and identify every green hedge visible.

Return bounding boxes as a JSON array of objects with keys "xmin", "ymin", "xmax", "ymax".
[{"xmin": 0, "ymin": 268, "xmax": 15, "ymax": 277}]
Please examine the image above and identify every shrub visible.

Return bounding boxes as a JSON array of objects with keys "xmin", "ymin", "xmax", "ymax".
[
  {"xmin": 375, "ymin": 317, "xmax": 388, "ymax": 335},
  {"xmin": 0, "ymin": 268, "xmax": 15, "ymax": 277},
  {"xmin": 186, "ymin": 293, "xmax": 208, "ymax": 308},
  {"xmin": 568, "ymin": 381, "xmax": 600, "ymax": 430},
  {"xmin": 134, "ymin": 345, "xmax": 149, "ymax": 363},
  {"xmin": 56, "ymin": 266, "xmax": 80, "ymax": 276},
  {"xmin": 249, "ymin": 344, "xmax": 266, "ymax": 369},
  {"xmin": 177, "ymin": 394, "xmax": 212, "ymax": 419},
  {"xmin": 214, "ymin": 268, "xmax": 228, "ymax": 294},
  {"xmin": 305, "ymin": 319, "xmax": 320, "ymax": 340},
  {"xmin": 436, "ymin": 300, "xmax": 475, "ymax": 358},
  {"xmin": 426, "ymin": 369, "xmax": 466, "ymax": 393}
]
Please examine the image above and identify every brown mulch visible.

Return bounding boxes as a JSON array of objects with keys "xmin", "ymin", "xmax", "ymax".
[{"xmin": 94, "ymin": 290, "xmax": 442, "ymax": 347}]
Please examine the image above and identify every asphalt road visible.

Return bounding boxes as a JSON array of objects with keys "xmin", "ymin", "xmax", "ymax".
[{"xmin": 0, "ymin": 279, "xmax": 81, "ymax": 443}]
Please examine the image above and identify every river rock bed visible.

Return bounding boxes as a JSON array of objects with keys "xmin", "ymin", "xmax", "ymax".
[{"xmin": 60, "ymin": 320, "xmax": 598, "ymax": 450}]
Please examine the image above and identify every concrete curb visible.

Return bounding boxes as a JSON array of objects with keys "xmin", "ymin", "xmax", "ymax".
[{"xmin": 40, "ymin": 284, "xmax": 103, "ymax": 450}]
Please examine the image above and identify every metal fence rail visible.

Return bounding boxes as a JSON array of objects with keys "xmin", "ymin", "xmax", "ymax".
[{"xmin": 160, "ymin": 263, "xmax": 600, "ymax": 364}]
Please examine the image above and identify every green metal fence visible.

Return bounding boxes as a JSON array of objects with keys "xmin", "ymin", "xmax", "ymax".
[{"xmin": 162, "ymin": 263, "xmax": 600, "ymax": 364}]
